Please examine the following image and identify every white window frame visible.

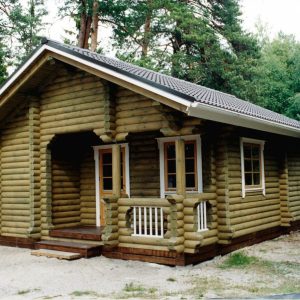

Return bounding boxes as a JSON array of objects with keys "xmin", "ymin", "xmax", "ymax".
[
  {"xmin": 93, "ymin": 143, "xmax": 130, "ymax": 227},
  {"xmin": 240, "ymin": 137, "xmax": 265, "ymax": 198},
  {"xmin": 157, "ymin": 135, "xmax": 203, "ymax": 198}
]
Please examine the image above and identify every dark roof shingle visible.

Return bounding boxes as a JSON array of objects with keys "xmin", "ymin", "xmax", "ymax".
[{"xmin": 47, "ymin": 40, "xmax": 300, "ymax": 130}]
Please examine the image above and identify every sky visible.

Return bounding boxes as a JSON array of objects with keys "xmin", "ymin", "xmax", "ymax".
[
  {"xmin": 240, "ymin": 0, "xmax": 300, "ymax": 40},
  {"xmin": 43, "ymin": 0, "xmax": 300, "ymax": 48}
]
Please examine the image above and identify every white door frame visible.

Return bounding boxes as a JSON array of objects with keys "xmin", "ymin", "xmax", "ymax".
[{"xmin": 93, "ymin": 144, "xmax": 130, "ymax": 227}]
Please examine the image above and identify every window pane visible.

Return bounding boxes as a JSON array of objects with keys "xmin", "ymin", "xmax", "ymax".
[
  {"xmin": 252, "ymin": 145, "xmax": 260, "ymax": 159},
  {"xmin": 244, "ymin": 145, "xmax": 251, "ymax": 158},
  {"xmin": 167, "ymin": 160, "xmax": 176, "ymax": 173},
  {"xmin": 186, "ymin": 158, "xmax": 195, "ymax": 172},
  {"xmin": 102, "ymin": 153, "xmax": 112, "ymax": 164},
  {"xmin": 185, "ymin": 143, "xmax": 195, "ymax": 157},
  {"xmin": 168, "ymin": 175, "xmax": 176, "ymax": 188},
  {"xmin": 186, "ymin": 174, "xmax": 195, "ymax": 188},
  {"xmin": 253, "ymin": 173, "xmax": 260, "ymax": 185},
  {"xmin": 253, "ymin": 160, "xmax": 260, "ymax": 172},
  {"xmin": 166, "ymin": 144, "xmax": 175, "ymax": 159},
  {"xmin": 103, "ymin": 178, "xmax": 112, "ymax": 190},
  {"xmin": 245, "ymin": 173, "xmax": 252, "ymax": 185},
  {"xmin": 103, "ymin": 165, "xmax": 112, "ymax": 177},
  {"xmin": 244, "ymin": 159, "xmax": 252, "ymax": 172}
]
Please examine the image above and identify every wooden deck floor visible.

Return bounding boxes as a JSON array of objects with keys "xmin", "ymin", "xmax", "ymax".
[{"xmin": 50, "ymin": 226, "xmax": 103, "ymax": 241}]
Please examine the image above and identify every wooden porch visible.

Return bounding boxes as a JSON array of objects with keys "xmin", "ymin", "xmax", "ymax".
[{"xmin": 49, "ymin": 226, "xmax": 103, "ymax": 241}]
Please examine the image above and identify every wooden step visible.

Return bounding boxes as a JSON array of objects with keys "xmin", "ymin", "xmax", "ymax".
[
  {"xmin": 50, "ymin": 226, "xmax": 103, "ymax": 241},
  {"xmin": 31, "ymin": 249, "xmax": 82, "ymax": 260},
  {"xmin": 35, "ymin": 240, "xmax": 102, "ymax": 258}
]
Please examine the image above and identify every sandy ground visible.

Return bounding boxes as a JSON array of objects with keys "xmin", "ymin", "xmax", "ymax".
[{"xmin": 0, "ymin": 231, "xmax": 299, "ymax": 300}]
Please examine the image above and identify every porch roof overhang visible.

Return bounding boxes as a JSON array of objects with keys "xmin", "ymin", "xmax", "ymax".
[{"xmin": 0, "ymin": 38, "xmax": 300, "ymax": 138}]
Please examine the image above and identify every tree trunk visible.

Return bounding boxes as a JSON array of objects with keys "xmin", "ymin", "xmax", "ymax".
[
  {"xmin": 78, "ymin": 9, "xmax": 87, "ymax": 48},
  {"xmin": 83, "ymin": 16, "xmax": 92, "ymax": 48},
  {"xmin": 91, "ymin": 0, "xmax": 99, "ymax": 52},
  {"xmin": 141, "ymin": 0, "xmax": 152, "ymax": 58}
]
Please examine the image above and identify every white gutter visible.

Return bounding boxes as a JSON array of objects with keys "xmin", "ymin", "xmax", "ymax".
[{"xmin": 187, "ymin": 102, "xmax": 300, "ymax": 138}]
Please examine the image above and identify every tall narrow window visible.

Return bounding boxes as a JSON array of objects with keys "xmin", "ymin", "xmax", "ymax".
[
  {"xmin": 185, "ymin": 141, "xmax": 197, "ymax": 191},
  {"xmin": 240, "ymin": 138, "xmax": 265, "ymax": 198},
  {"xmin": 99, "ymin": 149, "xmax": 113, "ymax": 193},
  {"xmin": 244, "ymin": 143, "xmax": 261, "ymax": 187},
  {"xmin": 164, "ymin": 142, "xmax": 176, "ymax": 190},
  {"xmin": 99, "ymin": 147, "xmax": 127, "ymax": 195}
]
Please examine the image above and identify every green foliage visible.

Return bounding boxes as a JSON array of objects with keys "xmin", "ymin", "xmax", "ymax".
[
  {"xmin": 110, "ymin": 0, "xmax": 260, "ymax": 102},
  {"xmin": 0, "ymin": 0, "xmax": 47, "ymax": 78},
  {"xmin": 70, "ymin": 290, "xmax": 99, "ymax": 297},
  {"xmin": 220, "ymin": 251, "xmax": 258, "ymax": 269},
  {"xmin": 0, "ymin": 45, "xmax": 8, "ymax": 85},
  {"xmin": 253, "ymin": 33, "xmax": 300, "ymax": 116},
  {"xmin": 286, "ymin": 94, "xmax": 300, "ymax": 120},
  {"xmin": 123, "ymin": 282, "xmax": 146, "ymax": 292}
]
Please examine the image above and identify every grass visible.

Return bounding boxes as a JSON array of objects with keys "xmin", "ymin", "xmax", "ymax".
[
  {"xmin": 167, "ymin": 277, "xmax": 176, "ymax": 282},
  {"xmin": 70, "ymin": 290, "xmax": 99, "ymax": 297},
  {"xmin": 219, "ymin": 251, "xmax": 258, "ymax": 269},
  {"xmin": 118, "ymin": 282, "xmax": 157, "ymax": 299},
  {"xmin": 123, "ymin": 282, "xmax": 146, "ymax": 293},
  {"xmin": 17, "ymin": 289, "xmax": 31, "ymax": 295}
]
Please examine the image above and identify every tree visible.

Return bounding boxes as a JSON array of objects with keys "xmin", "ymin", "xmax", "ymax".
[
  {"xmin": 0, "ymin": 0, "xmax": 47, "ymax": 72},
  {"xmin": 253, "ymin": 33, "xmax": 300, "ymax": 115},
  {"xmin": 286, "ymin": 94, "xmax": 300, "ymax": 121},
  {"xmin": 110, "ymin": 0, "xmax": 260, "ymax": 101},
  {"xmin": 59, "ymin": 0, "xmax": 116, "ymax": 50},
  {"xmin": 0, "ymin": 44, "xmax": 7, "ymax": 84}
]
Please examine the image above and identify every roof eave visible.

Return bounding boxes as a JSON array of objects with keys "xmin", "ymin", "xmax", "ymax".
[{"xmin": 187, "ymin": 102, "xmax": 300, "ymax": 138}]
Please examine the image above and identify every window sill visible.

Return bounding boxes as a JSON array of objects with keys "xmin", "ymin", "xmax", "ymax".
[
  {"xmin": 245, "ymin": 187, "xmax": 263, "ymax": 193},
  {"xmin": 243, "ymin": 187, "xmax": 266, "ymax": 198}
]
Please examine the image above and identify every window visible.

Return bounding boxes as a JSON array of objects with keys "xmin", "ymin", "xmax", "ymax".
[
  {"xmin": 164, "ymin": 142, "xmax": 176, "ymax": 190},
  {"xmin": 158, "ymin": 135, "xmax": 202, "ymax": 198},
  {"xmin": 99, "ymin": 147, "xmax": 126, "ymax": 194},
  {"xmin": 240, "ymin": 138, "xmax": 265, "ymax": 198}
]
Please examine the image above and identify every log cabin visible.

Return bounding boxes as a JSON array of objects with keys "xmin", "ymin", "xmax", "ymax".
[{"xmin": 0, "ymin": 38, "xmax": 299, "ymax": 265}]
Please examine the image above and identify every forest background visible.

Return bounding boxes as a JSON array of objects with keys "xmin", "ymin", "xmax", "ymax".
[{"xmin": 0, "ymin": 0, "xmax": 299, "ymax": 120}]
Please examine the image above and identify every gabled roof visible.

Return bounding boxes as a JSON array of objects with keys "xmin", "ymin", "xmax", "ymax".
[{"xmin": 0, "ymin": 38, "xmax": 300, "ymax": 138}]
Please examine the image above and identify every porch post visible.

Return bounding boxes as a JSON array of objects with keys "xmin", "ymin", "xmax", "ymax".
[
  {"xmin": 175, "ymin": 139, "xmax": 186, "ymax": 196},
  {"xmin": 112, "ymin": 144, "xmax": 121, "ymax": 197}
]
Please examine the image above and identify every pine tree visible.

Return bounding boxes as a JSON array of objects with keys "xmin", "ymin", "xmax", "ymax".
[
  {"xmin": 0, "ymin": 0, "xmax": 47, "ymax": 71},
  {"xmin": 110, "ymin": 0, "xmax": 260, "ymax": 101}
]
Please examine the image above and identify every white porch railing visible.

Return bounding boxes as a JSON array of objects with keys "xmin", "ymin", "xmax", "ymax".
[
  {"xmin": 197, "ymin": 201, "xmax": 208, "ymax": 232},
  {"xmin": 132, "ymin": 206, "xmax": 164, "ymax": 238}
]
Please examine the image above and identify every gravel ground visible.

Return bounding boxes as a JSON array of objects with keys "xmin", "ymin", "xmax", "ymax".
[{"xmin": 0, "ymin": 231, "xmax": 299, "ymax": 300}]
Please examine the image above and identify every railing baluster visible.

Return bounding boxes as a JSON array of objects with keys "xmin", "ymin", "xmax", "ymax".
[
  {"xmin": 132, "ymin": 205, "xmax": 164, "ymax": 238},
  {"xmin": 203, "ymin": 201, "xmax": 207, "ymax": 230},
  {"xmin": 144, "ymin": 206, "xmax": 147, "ymax": 235},
  {"xmin": 197, "ymin": 201, "xmax": 208, "ymax": 232},
  {"xmin": 160, "ymin": 208, "xmax": 163, "ymax": 237},
  {"xmin": 155, "ymin": 207, "xmax": 158, "ymax": 236},
  {"xmin": 197, "ymin": 203, "xmax": 200, "ymax": 231},
  {"xmin": 133, "ymin": 207, "xmax": 136, "ymax": 235},
  {"xmin": 139, "ymin": 206, "xmax": 142, "ymax": 235},
  {"xmin": 201, "ymin": 202, "xmax": 204, "ymax": 230},
  {"xmin": 149, "ymin": 207, "xmax": 153, "ymax": 236}
]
